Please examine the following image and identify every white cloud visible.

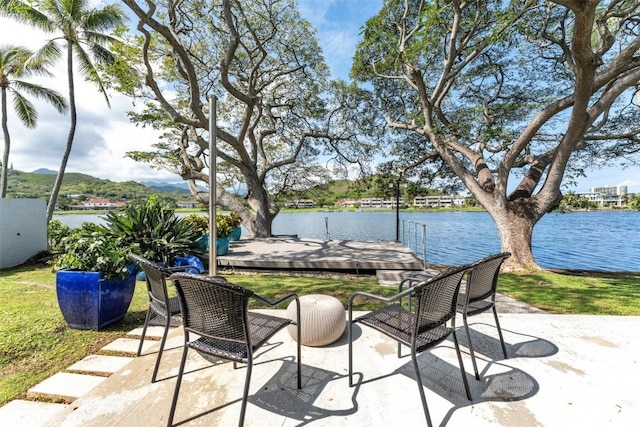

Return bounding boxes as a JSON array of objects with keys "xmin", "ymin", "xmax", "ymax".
[{"xmin": 1, "ymin": 15, "xmax": 174, "ymax": 183}]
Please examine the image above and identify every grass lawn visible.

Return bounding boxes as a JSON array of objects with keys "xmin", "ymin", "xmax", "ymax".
[{"xmin": 1, "ymin": 262, "xmax": 639, "ymax": 406}]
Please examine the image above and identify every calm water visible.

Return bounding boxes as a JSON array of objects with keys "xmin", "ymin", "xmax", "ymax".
[{"xmin": 55, "ymin": 210, "xmax": 640, "ymax": 272}]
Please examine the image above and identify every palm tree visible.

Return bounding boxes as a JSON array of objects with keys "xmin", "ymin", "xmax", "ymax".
[
  {"xmin": 0, "ymin": 0, "xmax": 125, "ymax": 221},
  {"xmin": 0, "ymin": 44, "xmax": 67, "ymax": 197}
]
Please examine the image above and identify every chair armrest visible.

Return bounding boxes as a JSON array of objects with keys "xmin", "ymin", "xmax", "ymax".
[
  {"xmin": 252, "ymin": 292, "xmax": 298, "ymax": 308},
  {"xmin": 347, "ymin": 286, "xmax": 414, "ymax": 314},
  {"xmin": 167, "ymin": 265, "xmax": 193, "ymax": 273}
]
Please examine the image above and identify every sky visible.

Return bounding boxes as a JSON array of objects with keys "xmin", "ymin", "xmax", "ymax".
[{"xmin": 0, "ymin": 0, "xmax": 638, "ymax": 193}]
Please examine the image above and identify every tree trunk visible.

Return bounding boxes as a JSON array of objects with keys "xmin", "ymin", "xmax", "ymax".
[
  {"xmin": 488, "ymin": 203, "xmax": 542, "ymax": 271},
  {"xmin": 1, "ymin": 87, "xmax": 9, "ymax": 198},
  {"xmin": 46, "ymin": 44, "xmax": 76, "ymax": 223},
  {"xmin": 244, "ymin": 183, "xmax": 275, "ymax": 238}
]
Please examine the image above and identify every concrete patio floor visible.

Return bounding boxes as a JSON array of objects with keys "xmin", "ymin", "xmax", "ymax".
[{"xmin": 31, "ymin": 311, "xmax": 640, "ymax": 426}]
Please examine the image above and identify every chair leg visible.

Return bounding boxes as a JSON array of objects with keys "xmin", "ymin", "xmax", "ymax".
[
  {"xmin": 137, "ymin": 308, "xmax": 152, "ymax": 356},
  {"xmin": 410, "ymin": 351, "xmax": 433, "ymax": 427},
  {"xmin": 296, "ymin": 319, "xmax": 302, "ymax": 389},
  {"xmin": 151, "ymin": 314, "xmax": 171, "ymax": 383},
  {"xmin": 238, "ymin": 355, "xmax": 253, "ymax": 427},
  {"xmin": 452, "ymin": 330, "xmax": 472, "ymax": 401},
  {"xmin": 462, "ymin": 312, "xmax": 480, "ymax": 380},
  {"xmin": 167, "ymin": 344, "xmax": 189, "ymax": 427},
  {"xmin": 348, "ymin": 319, "xmax": 355, "ymax": 387},
  {"xmin": 492, "ymin": 306, "xmax": 508, "ymax": 359}
]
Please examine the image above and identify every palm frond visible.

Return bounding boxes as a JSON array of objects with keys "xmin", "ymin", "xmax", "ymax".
[
  {"xmin": 73, "ymin": 45, "xmax": 110, "ymax": 107},
  {"xmin": 0, "ymin": 0, "xmax": 55, "ymax": 32},
  {"xmin": 12, "ymin": 80, "xmax": 68, "ymax": 113},
  {"xmin": 10, "ymin": 90, "xmax": 37, "ymax": 128}
]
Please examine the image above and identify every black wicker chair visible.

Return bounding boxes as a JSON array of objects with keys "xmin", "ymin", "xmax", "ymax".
[
  {"xmin": 129, "ymin": 253, "xmax": 193, "ymax": 382},
  {"xmin": 347, "ymin": 264, "xmax": 472, "ymax": 427},
  {"xmin": 458, "ymin": 252, "xmax": 511, "ymax": 380},
  {"xmin": 167, "ymin": 273, "xmax": 302, "ymax": 427}
]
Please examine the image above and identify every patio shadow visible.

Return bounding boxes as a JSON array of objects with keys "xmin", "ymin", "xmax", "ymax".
[
  {"xmin": 398, "ymin": 352, "xmax": 539, "ymax": 426},
  {"xmin": 456, "ymin": 323, "xmax": 559, "ymax": 360},
  {"xmin": 248, "ymin": 361, "xmax": 360, "ymax": 426}
]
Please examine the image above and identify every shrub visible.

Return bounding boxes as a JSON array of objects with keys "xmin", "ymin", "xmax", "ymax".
[
  {"xmin": 52, "ymin": 224, "xmax": 134, "ymax": 281},
  {"xmin": 99, "ymin": 196, "xmax": 204, "ymax": 265}
]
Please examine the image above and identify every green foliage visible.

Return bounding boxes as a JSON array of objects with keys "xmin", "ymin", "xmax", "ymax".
[
  {"xmin": 47, "ymin": 219, "xmax": 70, "ymax": 251},
  {"xmin": 183, "ymin": 213, "xmax": 209, "ymax": 234},
  {"xmin": 184, "ymin": 211, "xmax": 242, "ymax": 237},
  {"xmin": 52, "ymin": 224, "xmax": 134, "ymax": 281},
  {"xmin": 5, "ymin": 170, "xmax": 191, "ymax": 205},
  {"xmin": 184, "ymin": 212, "xmax": 242, "ymax": 238},
  {"xmin": 100, "ymin": 195, "xmax": 204, "ymax": 264}
]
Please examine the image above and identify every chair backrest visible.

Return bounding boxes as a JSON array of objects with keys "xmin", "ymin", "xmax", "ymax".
[
  {"xmin": 170, "ymin": 273, "xmax": 252, "ymax": 343},
  {"xmin": 413, "ymin": 264, "xmax": 470, "ymax": 331},
  {"xmin": 466, "ymin": 252, "xmax": 511, "ymax": 303},
  {"xmin": 129, "ymin": 253, "xmax": 173, "ymax": 309}
]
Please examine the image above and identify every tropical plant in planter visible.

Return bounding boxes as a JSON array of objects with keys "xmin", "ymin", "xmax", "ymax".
[
  {"xmin": 184, "ymin": 212, "xmax": 239, "ymax": 255},
  {"xmin": 52, "ymin": 224, "xmax": 138, "ymax": 330},
  {"xmin": 228, "ymin": 211, "xmax": 243, "ymax": 241},
  {"xmin": 52, "ymin": 197, "xmax": 206, "ymax": 330},
  {"xmin": 101, "ymin": 196, "xmax": 205, "ymax": 265}
]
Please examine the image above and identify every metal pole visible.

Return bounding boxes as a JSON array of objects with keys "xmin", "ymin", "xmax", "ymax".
[
  {"xmin": 208, "ymin": 95, "xmax": 217, "ymax": 276},
  {"xmin": 395, "ymin": 177, "xmax": 400, "ymax": 242}
]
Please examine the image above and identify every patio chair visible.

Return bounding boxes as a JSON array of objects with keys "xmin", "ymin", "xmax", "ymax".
[
  {"xmin": 458, "ymin": 252, "xmax": 511, "ymax": 380},
  {"xmin": 167, "ymin": 273, "xmax": 302, "ymax": 427},
  {"xmin": 128, "ymin": 253, "xmax": 195, "ymax": 382},
  {"xmin": 347, "ymin": 264, "xmax": 472, "ymax": 427}
]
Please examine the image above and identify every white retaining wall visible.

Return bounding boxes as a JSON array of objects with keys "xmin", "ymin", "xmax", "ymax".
[{"xmin": 0, "ymin": 199, "xmax": 47, "ymax": 269}]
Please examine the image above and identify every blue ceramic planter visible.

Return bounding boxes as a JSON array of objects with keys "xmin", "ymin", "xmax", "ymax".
[
  {"xmin": 56, "ymin": 267, "xmax": 137, "ymax": 330},
  {"xmin": 196, "ymin": 234, "xmax": 231, "ymax": 255},
  {"xmin": 230, "ymin": 227, "xmax": 242, "ymax": 241},
  {"xmin": 216, "ymin": 236, "xmax": 231, "ymax": 255}
]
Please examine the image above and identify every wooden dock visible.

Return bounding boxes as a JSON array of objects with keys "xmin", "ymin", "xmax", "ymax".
[{"xmin": 215, "ymin": 237, "xmax": 425, "ymax": 274}]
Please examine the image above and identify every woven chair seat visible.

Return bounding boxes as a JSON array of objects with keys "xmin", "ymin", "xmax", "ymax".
[
  {"xmin": 189, "ymin": 312, "xmax": 293, "ymax": 362},
  {"xmin": 150, "ymin": 296, "xmax": 181, "ymax": 318},
  {"xmin": 457, "ymin": 296, "xmax": 492, "ymax": 316},
  {"xmin": 357, "ymin": 304, "xmax": 454, "ymax": 353}
]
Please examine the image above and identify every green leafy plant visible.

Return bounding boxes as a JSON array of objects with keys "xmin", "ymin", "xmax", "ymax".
[
  {"xmin": 48, "ymin": 219, "xmax": 71, "ymax": 252},
  {"xmin": 184, "ymin": 212, "xmax": 241, "ymax": 238},
  {"xmin": 183, "ymin": 213, "xmax": 209, "ymax": 234},
  {"xmin": 100, "ymin": 195, "xmax": 204, "ymax": 264},
  {"xmin": 52, "ymin": 224, "xmax": 134, "ymax": 281},
  {"xmin": 215, "ymin": 214, "xmax": 236, "ymax": 238}
]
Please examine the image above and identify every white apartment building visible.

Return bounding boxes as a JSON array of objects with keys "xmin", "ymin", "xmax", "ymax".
[
  {"xmin": 360, "ymin": 198, "xmax": 405, "ymax": 208},
  {"xmin": 412, "ymin": 195, "xmax": 466, "ymax": 208},
  {"xmin": 578, "ymin": 185, "xmax": 628, "ymax": 207}
]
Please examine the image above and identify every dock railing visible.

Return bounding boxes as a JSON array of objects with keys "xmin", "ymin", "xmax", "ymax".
[{"xmin": 400, "ymin": 220, "xmax": 427, "ymax": 270}]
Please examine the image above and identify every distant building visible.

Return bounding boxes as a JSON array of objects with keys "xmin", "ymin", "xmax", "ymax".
[
  {"xmin": 287, "ymin": 199, "xmax": 316, "ymax": 208},
  {"xmin": 412, "ymin": 195, "xmax": 465, "ymax": 208},
  {"xmin": 177, "ymin": 201, "xmax": 200, "ymax": 208},
  {"xmin": 335, "ymin": 198, "xmax": 359, "ymax": 208},
  {"xmin": 578, "ymin": 185, "xmax": 628, "ymax": 207},
  {"xmin": 72, "ymin": 197, "xmax": 127, "ymax": 210},
  {"xmin": 359, "ymin": 197, "xmax": 405, "ymax": 208}
]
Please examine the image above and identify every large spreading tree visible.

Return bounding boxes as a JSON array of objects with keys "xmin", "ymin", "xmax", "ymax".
[
  {"xmin": 352, "ymin": 0, "xmax": 640, "ymax": 270},
  {"xmin": 117, "ymin": 0, "xmax": 377, "ymax": 237}
]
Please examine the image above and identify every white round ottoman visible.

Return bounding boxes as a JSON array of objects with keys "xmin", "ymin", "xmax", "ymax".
[{"xmin": 286, "ymin": 294, "xmax": 346, "ymax": 347}]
